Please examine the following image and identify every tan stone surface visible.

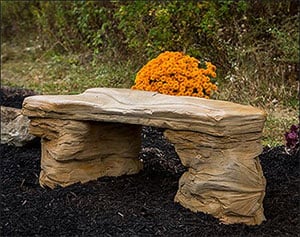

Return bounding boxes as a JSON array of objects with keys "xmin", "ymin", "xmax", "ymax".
[
  {"xmin": 164, "ymin": 129, "xmax": 266, "ymax": 225},
  {"xmin": 29, "ymin": 118, "xmax": 143, "ymax": 188},
  {"xmin": 22, "ymin": 87, "xmax": 266, "ymax": 136}
]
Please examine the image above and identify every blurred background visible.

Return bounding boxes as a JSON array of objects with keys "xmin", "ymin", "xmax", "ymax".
[{"xmin": 1, "ymin": 0, "xmax": 299, "ymax": 146}]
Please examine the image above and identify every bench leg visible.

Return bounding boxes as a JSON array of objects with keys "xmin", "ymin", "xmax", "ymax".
[
  {"xmin": 29, "ymin": 118, "xmax": 143, "ymax": 188},
  {"xmin": 164, "ymin": 129, "xmax": 266, "ymax": 225}
]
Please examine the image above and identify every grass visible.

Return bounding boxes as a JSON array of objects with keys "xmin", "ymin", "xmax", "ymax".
[
  {"xmin": 263, "ymin": 108, "xmax": 298, "ymax": 146},
  {"xmin": 1, "ymin": 40, "xmax": 298, "ymax": 147},
  {"xmin": 1, "ymin": 42, "xmax": 140, "ymax": 95}
]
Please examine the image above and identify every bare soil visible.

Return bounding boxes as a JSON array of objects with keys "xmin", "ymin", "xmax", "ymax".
[{"xmin": 0, "ymin": 87, "xmax": 299, "ymax": 236}]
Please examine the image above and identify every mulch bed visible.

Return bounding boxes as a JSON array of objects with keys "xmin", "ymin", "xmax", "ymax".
[{"xmin": 1, "ymin": 87, "xmax": 299, "ymax": 236}]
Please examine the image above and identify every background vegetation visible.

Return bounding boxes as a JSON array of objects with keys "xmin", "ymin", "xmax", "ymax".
[{"xmin": 1, "ymin": 0, "xmax": 299, "ymax": 146}]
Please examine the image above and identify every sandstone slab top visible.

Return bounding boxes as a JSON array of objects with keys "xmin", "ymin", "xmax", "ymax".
[{"xmin": 22, "ymin": 88, "xmax": 266, "ymax": 135}]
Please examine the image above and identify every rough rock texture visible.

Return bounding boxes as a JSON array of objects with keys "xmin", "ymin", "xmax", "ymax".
[
  {"xmin": 164, "ymin": 129, "xmax": 266, "ymax": 225},
  {"xmin": 22, "ymin": 87, "xmax": 266, "ymax": 225},
  {"xmin": 1, "ymin": 106, "xmax": 36, "ymax": 146},
  {"xmin": 29, "ymin": 118, "xmax": 143, "ymax": 188}
]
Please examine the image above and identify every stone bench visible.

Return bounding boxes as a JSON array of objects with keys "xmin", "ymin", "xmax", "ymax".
[{"xmin": 22, "ymin": 87, "xmax": 266, "ymax": 225}]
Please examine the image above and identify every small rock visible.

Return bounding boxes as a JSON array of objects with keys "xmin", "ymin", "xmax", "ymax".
[{"xmin": 1, "ymin": 106, "xmax": 36, "ymax": 147}]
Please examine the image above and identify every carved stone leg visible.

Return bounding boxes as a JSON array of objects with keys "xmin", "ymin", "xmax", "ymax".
[
  {"xmin": 29, "ymin": 118, "xmax": 143, "ymax": 188},
  {"xmin": 164, "ymin": 129, "xmax": 266, "ymax": 225}
]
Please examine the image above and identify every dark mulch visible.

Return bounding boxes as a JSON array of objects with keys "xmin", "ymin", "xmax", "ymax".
[
  {"xmin": 1, "ymin": 87, "xmax": 299, "ymax": 237},
  {"xmin": 0, "ymin": 86, "xmax": 36, "ymax": 109}
]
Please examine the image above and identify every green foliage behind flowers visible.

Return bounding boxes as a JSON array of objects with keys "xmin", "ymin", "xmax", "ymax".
[
  {"xmin": 2, "ymin": 1, "xmax": 298, "ymax": 65},
  {"xmin": 1, "ymin": 2, "xmax": 38, "ymax": 40},
  {"xmin": 115, "ymin": 1, "xmax": 248, "ymax": 61},
  {"xmin": 29, "ymin": 2, "xmax": 122, "ymax": 53}
]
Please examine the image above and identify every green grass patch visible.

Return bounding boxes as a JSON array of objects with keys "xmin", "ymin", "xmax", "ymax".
[{"xmin": 1, "ymin": 49, "xmax": 140, "ymax": 95}]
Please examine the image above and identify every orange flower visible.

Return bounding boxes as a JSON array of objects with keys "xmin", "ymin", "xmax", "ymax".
[
  {"xmin": 205, "ymin": 88, "xmax": 212, "ymax": 95},
  {"xmin": 131, "ymin": 51, "xmax": 218, "ymax": 98},
  {"xmin": 173, "ymin": 81, "xmax": 179, "ymax": 90},
  {"xmin": 179, "ymin": 84, "xmax": 186, "ymax": 93},
  {"xmin": 212, "ymin": 84, "xmax": 218, "ymax": 91}
]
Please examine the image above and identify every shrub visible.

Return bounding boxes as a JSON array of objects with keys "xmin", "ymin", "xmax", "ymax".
[
  {"xmin": 131, "ymin": 51, "xmax": 218, "ymax": 98},
  {"xmin": 1, "ymin": 2, "xmax": 38, "ymax": 41}
]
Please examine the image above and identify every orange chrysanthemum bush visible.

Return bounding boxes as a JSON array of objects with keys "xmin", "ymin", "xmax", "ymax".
[{"xmin": 131, "ymin": 51, "xmax": 218, "ymax": 98}]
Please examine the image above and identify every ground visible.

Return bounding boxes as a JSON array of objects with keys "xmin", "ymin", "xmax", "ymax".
[{"xmin": 0, "ymin": 87, "xmax": 299, "ymax": 236}]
